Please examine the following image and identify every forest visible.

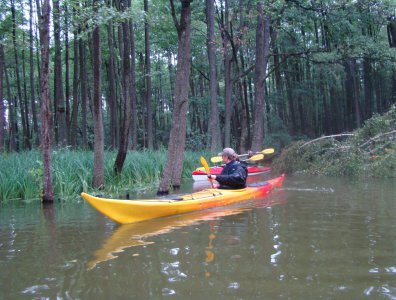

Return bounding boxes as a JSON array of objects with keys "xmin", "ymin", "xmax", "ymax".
[{"xmin": 1, "ymin": 0, "xmax": 396, "ymax": 201}]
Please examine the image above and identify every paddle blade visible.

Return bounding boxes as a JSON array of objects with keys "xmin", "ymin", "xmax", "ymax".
[
  {"xmin": 200, "ymin": 156, "xmax": 211, "ymax": 174},
  {"xmin": 261, "ymin": 148, "xmax": 275, "ymax": 154},
  {"xmin": 248, "ymin": 153, "xmax": 264, "ymax": 161},
  {"xmin": 210, "ymin": 156, "xmax": 223, "ymax": 163}
]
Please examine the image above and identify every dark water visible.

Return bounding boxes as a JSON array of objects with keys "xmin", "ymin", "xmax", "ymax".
[{"xmin": 1, "ymin": 174, "xmax": 395, "ymax": 299}]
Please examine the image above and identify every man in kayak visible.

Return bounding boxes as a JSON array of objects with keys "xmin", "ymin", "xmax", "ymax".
[{"xmin": 207, "ymin": 148, "xmax": 248, "ymax": 189}]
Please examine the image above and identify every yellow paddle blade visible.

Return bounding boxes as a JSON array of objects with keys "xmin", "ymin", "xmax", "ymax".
[
  {"xmin": 261, "ymin": 148, "xmax": 275, "ymax": 154},
  {"xmin": 210, "ymin": 156, "xmax": 223, "ymax": 163},
  {"xmin": 248, "ymin": 153, "xmax": 264, "ymax": 161},
  {"xmin": 200, "ymin": 156, "xmax": 211, "ymax": 174}
]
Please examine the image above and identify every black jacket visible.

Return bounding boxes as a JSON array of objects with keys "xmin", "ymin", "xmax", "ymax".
[{"xmin": 216, "ymin": 160, "xmax": 248, "ymax": 189}]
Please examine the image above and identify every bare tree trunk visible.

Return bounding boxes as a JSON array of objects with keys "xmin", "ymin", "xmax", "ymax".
[
  {"xmin": 129, "ymin": 22, "xmax": 138, "ymax": 150},
  {"xmin": 107, "ymin": 20, "xmax": 118, "ymax": 149},
  {"xmin": 70, "ymin": 23, "xmax": 79, "ymax": 147},
  {"xmin": 206, "ymin": 0, "xmax": 221, "ymax": 152},
  {"xmin": 53, "ymin": 0, "xmax": 67, "ymax": 146},
  {"xmin": 64, "ymin": 3, "xmax": 70, "ymax": 143},
  {"xmin": 29, "ymin": 0, "xmax": 39, "ymax": 146},
  {"xmin": 158, "ymin": 0, "xmax": 192, "ymax": 194},
  {"xmin": 79, "ymin": 38, "xmax": 88, "ymax": 148},
  {"xmin": 144, "ymin": 0, "xmax": 153, "ymax": 149},
  {"xmin": 0, "ymin": 42, "xmax": 5, "ymax": 152},
  {"xmin": 114, "ymin": 0, "xmax": 133, "ymax": 175},
  {"xmin": 22, "ymin": 32, "xmax": 31, "ymax": 149},
  {"xmin": 92, "ymin": 0, "xmax": 104, "ymax": 188},
  {"xmin": 38, "ymin": 0, "xmax": 54, "ymax": 203},
  {"xmin": 344, "ymin": 59, "xmax": 362, "ymax": 130},
  {"xmin": 5, "ymin": 69, "xmax": 18, "ymax": 151},
  {"xmin": 220, "ymin": 0, "xmax": 231, "ymax": 147},
  {"xmin": 251, "ymin": 2, "xmax": 270, "ymax": 152},
  {"xmin": 11, "ymin": 0, "xmax": 30, "ymax": 150}
]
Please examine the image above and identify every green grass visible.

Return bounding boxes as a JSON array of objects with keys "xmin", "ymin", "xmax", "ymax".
[{"xmin": 0, "ymin": 149, "xmax": 210, "ymax": 202}]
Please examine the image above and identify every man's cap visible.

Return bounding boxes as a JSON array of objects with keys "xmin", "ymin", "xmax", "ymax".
[{"xmin": 218, "ymin": 148, "xmax": 237, "ymax": 157}]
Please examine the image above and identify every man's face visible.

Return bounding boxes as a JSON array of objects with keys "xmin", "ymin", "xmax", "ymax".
[{"xmin": 222, "ymin": 155, "xmax": 230, "ymax": 163}]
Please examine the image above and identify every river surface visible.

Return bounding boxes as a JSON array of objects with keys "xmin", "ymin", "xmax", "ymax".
[{"xmin": 0, "ymin": 174, "xmax": 395, "ymax": 299}]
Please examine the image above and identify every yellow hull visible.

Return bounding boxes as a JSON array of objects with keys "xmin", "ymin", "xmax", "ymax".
[{"xmin": 81, "ymin": 174, "xmax": 284, "ymax": 224}]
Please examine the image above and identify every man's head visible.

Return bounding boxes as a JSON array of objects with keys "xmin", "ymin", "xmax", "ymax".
[{"xmin": 218, "ymin": 148, "xmax": 237, "ymax": 162}]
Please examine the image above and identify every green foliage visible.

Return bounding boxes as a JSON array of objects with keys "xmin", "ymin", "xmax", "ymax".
[
  {"xmin": 272, "ymin": 105, "xmax": 396, "ymax": 178},
  {"xmin": 351, "ymin": 106, "xmax": 396, "ymax": 145}
]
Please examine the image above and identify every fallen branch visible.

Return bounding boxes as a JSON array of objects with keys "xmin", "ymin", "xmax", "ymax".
[
  {"xmin": 359, "ymin": 130, "xmax": 396, "ymax": 149},
  {"xmin": 300, "ymin": 134, "xmax": 355, "ymax": 148}
]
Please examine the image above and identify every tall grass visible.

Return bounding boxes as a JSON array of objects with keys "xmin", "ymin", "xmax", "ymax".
[{"xmin": 0, "ymin": 149, "xmax": 209, "ymax": 202}]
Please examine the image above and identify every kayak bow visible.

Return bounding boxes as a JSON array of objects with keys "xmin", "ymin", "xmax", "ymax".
[{"xmin": 81, "ymin": 174, "xmax": 284, "ymax": 224}]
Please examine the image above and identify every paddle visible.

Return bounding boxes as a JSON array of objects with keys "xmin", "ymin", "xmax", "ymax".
[
  {"xmin": 200, "ymin": 156, "xmax": 214, "ymax": 188},
  {"xmin": 261, "ymin": 148, "xmax": 275, "ymax": 155},
  {"xmin": 247, "ymin": 153, "xmax": 264, "ymax": 162},
  {"xmin": 210, "ymin": 148, "xmax": 274, "ymax": 163}
]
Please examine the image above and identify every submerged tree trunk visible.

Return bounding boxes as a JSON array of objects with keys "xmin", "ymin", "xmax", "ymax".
[
  {"xmin": 158, "ymin": 0, "xmax": 192, "ymax": 194},
  {"xmin": 38, "ymin": 0, "xmax": 54, "ymax": 203}
]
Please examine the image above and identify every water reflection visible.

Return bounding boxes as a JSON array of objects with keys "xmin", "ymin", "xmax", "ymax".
[{"xmin": 87, "ymin": 195, "xmax": 287, "ymax": 270}]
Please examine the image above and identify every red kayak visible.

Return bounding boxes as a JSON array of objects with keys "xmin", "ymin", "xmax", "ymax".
[{"xmin": 192, "ymin": 165, "xmax": 270, "ymax": 181}]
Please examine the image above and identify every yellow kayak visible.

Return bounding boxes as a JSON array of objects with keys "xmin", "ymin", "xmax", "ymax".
[{"xmin": 81, "ymin": 174, "xmax": 284, "ymax": 224}]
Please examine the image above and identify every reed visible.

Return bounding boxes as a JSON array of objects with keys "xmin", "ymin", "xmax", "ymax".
[{"xmin": 0, "ymin": 149, "xmax": 208, "ymax": 202}]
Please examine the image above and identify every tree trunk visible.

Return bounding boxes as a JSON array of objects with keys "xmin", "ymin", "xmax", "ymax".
[
  {"xmin": 5, "ymin": 69, "xmax": 18, "ymax": 151},
  {"xmin": 107, "ymin": 20, "xmax": 118, "ymax": 149},
  {"xmin": 64, "ymin": 3, "xmax": 71, "ymax": 144},
  {"xmin": 0, "ymin": 42, "xmax": 5, "ymax": 152},
  {"xmin": 363, "ymin": 56, "xmax": 373, "ymax": 118},
  {"xmin": 344, "ymin": 59, "xmax": 362, "ymax": 130},
  {"xmin": 53, "ymin": 0, "xmax": 67, "ymax": 146},
  {"xmin": 79, "ymin": 38, "xmax": 88, "ymax": 148},
  {"xmin": 92, "ymin": 0, "xmax": 104, "ymax": 188},
  {"xmin": 144, "ymin": 0, "xmax": 154, "ymax": 149},
  {"xmin": 129, "ymin": 22, "xmax": 138, "ymax": 150},
  {"xmin": 114, "ymin": 0, "xmax": 133, "ymax": 175},
  {"xmin": 158, "ymin": 0, "xmax": 192, "ymax": 194},
  {"xmin": 206, "ymin": 0, "xmax": 221, "ymax": 152},
  {"xmin": 70, "ymin": 22, "xmax": 79, "ymax": 148},
  {"xmin": 251, "ymin": 2, "xmax": 270, "ymax": 152},
  {"xmin": 29, "ymin": 0, "xmax": 39, "ymax": 146},
  {"xmin": 11, "ymin": 0, "xmax": 30, "ymax": 150},
  {"xmin": 220, "ymin": 0, "xmax": 232, "ymax": 147},
  {"xmin": 22, "ymin": 32, "xmax": 31, "ymax": 149},
  {"xmin": 38, "ymin": 0, "xmax": 54, "ymax": 203}
]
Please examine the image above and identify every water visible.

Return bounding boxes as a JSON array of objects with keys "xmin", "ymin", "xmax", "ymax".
[{"xmin": 1, "ymin": 174, "xmax": 395, "ymax": 299}]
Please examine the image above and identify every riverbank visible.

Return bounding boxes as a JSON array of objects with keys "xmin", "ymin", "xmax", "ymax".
[
  {"xmin": 272, "ymin": 105, "xmax": 396, "ymax": 178},
  {"xmin": 0, "ymin": 150, "xmax": 205, "ymax": 202}
]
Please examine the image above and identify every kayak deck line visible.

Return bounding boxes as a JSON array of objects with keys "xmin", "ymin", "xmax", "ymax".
[{"xmin": 81, "ymin": 174, "xmax": 285, "ymax": 224}]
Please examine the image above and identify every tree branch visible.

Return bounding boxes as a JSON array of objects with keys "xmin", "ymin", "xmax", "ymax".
[{"xmin": 300, "ymin": 134, "xmax": 355, "ymax": 148}]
